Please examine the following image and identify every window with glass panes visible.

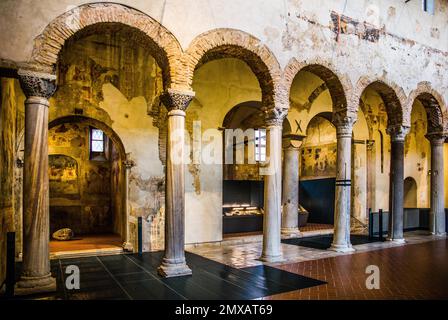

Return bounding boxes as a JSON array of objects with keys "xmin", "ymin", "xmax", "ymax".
[
  {"xmin": 254, "ymin": 129, "xmax": 266, "ymax": 162},
  {"xmin": 90, "ymin": 127, "xmax": 105, "ymax": 159}
]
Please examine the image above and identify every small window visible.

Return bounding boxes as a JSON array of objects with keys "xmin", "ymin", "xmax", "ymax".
[
  {"xmin": 90, "ymin": 127, "xmax": 106, "ymax": 160},
  {"xmin": 254, "ymin": 129, "xmax": 266, "ymax": 162},
  {"xmin": 423, "ymin": 0, "xmax": 435, "ymax": 15}
]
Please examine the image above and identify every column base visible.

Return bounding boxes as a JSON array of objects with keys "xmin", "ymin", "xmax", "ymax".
[
  {"xmin": 328, "ymin": 243, "xmax": 355, "ymax": 253},
  {"xmin": 281, "ymin": 227, "xmax": 301, "ymax": 238},
  {"xmin": 387, "ymin": 237, "xmax": 406, "ymax": 244},
  {"xmin": 431, "ymin": 232, "xmax": 446, "ymax": 237},
  {"xmin": 158, "ymin": 260, "xmax": 192, "ymax": 278},
  {"xmin": 259, "ymin": 253, "xmax": 284, "ymax": 263},
  {"xmin": 15, "ymin": 274, "xmax": 56, "ymax": 296},
  {"xmin": 122, "ymin": 242, "xmax": 134, "ymax": 252}
]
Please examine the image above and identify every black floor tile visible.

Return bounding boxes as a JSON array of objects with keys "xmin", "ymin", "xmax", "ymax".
[
  {"xmin": 282, "ymin": 234, "xmax": 376, "ymax": 250},
  {"xmin": 121, "ymin": 279, "xmax": 185, "ymax": 300},
  {"xmin": 12, "ymin": 250, "xmax": 327, "ymax": 300}
]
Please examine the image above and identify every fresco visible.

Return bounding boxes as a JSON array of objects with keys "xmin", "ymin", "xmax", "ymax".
[{"xmin": 49, "ymin": 155, "xmax": 80, "ymax": 197}]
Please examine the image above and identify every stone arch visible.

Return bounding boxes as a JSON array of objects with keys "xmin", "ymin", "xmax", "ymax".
[
  {"xmin": 353, "ymin": 76, "xmax": 408, "ymax": 128},
  {"xmin": 48, "ymin": 114, "xmax": 129, "ymax": 242},
  {"xmin": 283, "ymin": 58, "xmax": 353, "ymax": 116},
  {"xmin": 222, "ymin": 101, "xmax": 264, "ymax": 129},
  {"xmin": 407, "ymin": 82, "xmax": 446, "ymax": 134},
  {"xmin": 183, "ymin": 29, "xmax": 285, "ymax": 110},
  {"xmin": 49, "ymin": 115, "xmax": 126, "ymax": 159},
  {"xmin": 30, "ymin": 2, "xmax": 183, "ymax": 88}
]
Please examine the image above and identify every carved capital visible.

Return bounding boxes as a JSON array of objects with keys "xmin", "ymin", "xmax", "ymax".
[
  {"xmin": 160, "ymin": 88, "xmax": 195, "ymax": 112},
  {"xmin": 386, "ymin": 125, "xmax": 410, "ymax": 142},
  {"xmin": 366, "ymin": 140, "xmax": 375, "ymax": 151},
  {"xmin": 426, "ymin": 132, "xmax": 446, "ymax": 146},
  {"xmin": 333, "ymin": 113, "xmax": 356, "ymax": 138},
  {"xmin": 124, "ymin": 153, "xmax": 136, "ymax": 169},
  {"xmin": 18, "ymin": 69, "xmax": 57, "ymax": 99},
  {"xmin": 264, "ymin": 107, "xmax": 288, "ymax": 127}
]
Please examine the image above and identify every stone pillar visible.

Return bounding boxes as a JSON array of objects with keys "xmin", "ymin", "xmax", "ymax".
[
  {"xmin": 158, "ymin": 89, "xmax": 194, "ymax": 277},
  {"xmin": 15, "ymin": 69, "xmax": 56, "ymax": 295},
  {"xmin": 123, "ymin": 154, "xmax": 135, "ymax": 251},
  {"xmin": 427, "ymin": 133, "xmax": 446, "ymax": 236},
  {"xmin": 260, "ymin": 108, "xmax": 287, "ymax": 262},
  {"xmin": 281, "ymin": 141, "xmax": 300, "ymax": 236},
  {"xmin": 366, "ymin": 140, "xmax": 376, "ymax": 211},
  {"xmin": 329, "ymin": 116, "xmax": 355, "ymax": 252},
  {"xmin": 386, "ymin": 125, "xmax": 410, "ymax": 243}
]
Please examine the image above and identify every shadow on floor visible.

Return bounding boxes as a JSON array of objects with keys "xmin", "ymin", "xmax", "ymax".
[
  {"xmin": 282, "ymin": 234, "xmax": 377, "ymax": 250},
  {"xmin": 6, "ymin": 251, "xmax": 326, "ymax": 300}
]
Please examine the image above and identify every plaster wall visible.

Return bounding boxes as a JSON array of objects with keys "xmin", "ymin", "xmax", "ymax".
[{"xmin": 0, "ymin": 0, "xmax": 447, "ymax": 105}]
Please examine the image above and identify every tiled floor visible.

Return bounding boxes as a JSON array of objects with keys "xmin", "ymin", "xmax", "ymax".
[
  {"xmin": 263, "ymin": 238, "xmax": 448, "ymax": 300},
  {"xmin": 187, "ymin": 230, "xmax": 444, "ymax": 268},
  {"xmin": 9, "ymin": 252, "xmax": 324, "ymax": 300}
]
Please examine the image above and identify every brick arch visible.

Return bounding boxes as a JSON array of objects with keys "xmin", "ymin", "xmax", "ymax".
[
  {"xmin": 407, "ymin": 82, "xmax": 447, "ymax": 134},
  {"xmin": 353, "ymin": 76, "xmax": 408, "ymax": 127},
  {"xmin": 30, "ymin": 2, "xmax": 183, "ymax": 88},
  {"xmin": 283, "ymin": 58, "xmax": 353, "ymax": 115},
  {"xmin": 183, "ymin": 28, "xmax": 286, "ymax": 111}
]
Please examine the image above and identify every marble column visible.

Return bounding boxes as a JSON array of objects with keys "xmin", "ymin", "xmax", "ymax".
[
  {"xmin": 281, "ymin": 142, "xmax": 300, "ymax": 236},
  {"xmin": 158, "ymin": 89, "xmax": 194, "ymax": 277},
  {"xmin": 427, "ymin": 133, "xmax": 446, "ymax": 236},
  {"xmin": 15, "ymin": 69, "xmax": 57, "ymax": 295},
  {"xmin": 123, "ymin": 154, "xmax": 135, "ymax": 251},
  {"xmin": 386, "ymin": 125, "xmax": 410, "ymax": 243},
  {"xmin": 260, "ymin": 109, "xmax": 287, "ymax": 262},
  {"xmin": 366, "ymin": 140, "xmax": 376, "ymax": 211},
  {"xmin": 329, "ymin": 117, "xmax": 355, "ymax": 252}
]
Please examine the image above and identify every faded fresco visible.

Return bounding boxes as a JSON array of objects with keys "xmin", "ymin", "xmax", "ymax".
[
  {"xmin": 49, "ymin": 155, "xmax": 79, "ymax": 198},
  {"xmin": 49, "ymin": 122, "xmax": 114, "ymax": 235},
  {"xmin": 300, "ymin": 116, "xmax": 337, "ymax": 180}
]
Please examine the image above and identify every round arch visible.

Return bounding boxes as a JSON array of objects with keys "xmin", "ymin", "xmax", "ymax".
[
  {"xmin": 30, "ymin": 2, "xmax": 182, "ymax": 88},
  {"xmin": 184, "ymin": 29, "xmax": 285, "ymax": 109},
  {"xmin": 407, "ymin": 82, "xmax": 446, "ymax": 134},
  {"xmin": 403, "ymin": 177, "xmax": 418, "ymax": 208},
  {"xmin": 48, "ymin": 114, "xmax": 129, "ymax": 246},
  {"xmin": 353, "ymin": 76, "xmax": 408, "ymax": 127},
  {"xmin": 49, "ymin": 115, "xmax": 126, "ymax": 159},
  {"xmin": 283, "ymin": 58, "xmax": 352, "ymax": 115}
]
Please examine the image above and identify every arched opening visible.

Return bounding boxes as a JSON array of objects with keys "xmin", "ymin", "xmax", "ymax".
[
  {"xmin": 221, "ymin": 101, "xmax": 288, "ymax": 237},
  {"xmin": 48, "ymin": 116, "xmax": 126, "ymax": 254},
  {"xmin": 356, "ymin": 79, "xmax": 405, "ymax": 236},
  {"xmin": 404, "ymin": 177, "xmax": 418, "ymax": 208},
  {"xmin": 351, "ymin": 108, "xmax": 370, "ymax": 231},
  {"xmin": 50, "ymin": 19, "xmax": 168, "ymax": 253},
  {"xmin": 183, "ymin": 29, "xmax": 282, "ymax": 244},
  {"xmin": 299, "ymin": 113, "xmax": 336, "ymax": 225}
]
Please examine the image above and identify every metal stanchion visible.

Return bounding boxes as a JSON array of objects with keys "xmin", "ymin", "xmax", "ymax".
[
  {"xmin": 6, "ymin": 232, "xmax": 15, "ymax": 297},
  {"xmin": 379, "ymin": 209, "xmax": 384, "ymax": 242},
  {"xmin": 138, "ymin": 216, "xmax": 143, "ymax": 255}
]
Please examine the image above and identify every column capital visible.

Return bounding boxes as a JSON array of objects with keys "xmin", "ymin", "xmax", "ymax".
[
  {"xmin": 332, "ymin": 114, "xmax": 356, "ymax": 138},
  {"xmin": 160, "ymin": 88, "xmax": 195, "ymax": 112},
  {"xmin": 366, "ymin": 139, "xmax": 375, "ymax": 151},
  {"xmin": 426, "ymin": 132, "xmax": 446, "ymax": 145},
  {"xmin": 17, "ymin": 69, "xmax": 57, "ymax": 100},
  {"xmin": 123, "ymin": 153, "xmax": 136, "ymax": 169},
  {"xmin": 386, "ymin": 125, "xmax": 410, "ymax": 142},
  {"xmin": 264, "ymin": 107, "xmax": 288, "ymax": 127}
]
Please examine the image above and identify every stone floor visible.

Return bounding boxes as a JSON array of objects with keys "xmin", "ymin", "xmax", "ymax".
[
  {"xmin": 187, "ymin": 223, "xmax": 333, "ymax": 249},
  {"xmin": 187, "ymin": 230, "xmax": 446, "ymax": 268},
  {"xmin": 8, "ymin": 252, "xmax": 325, "ymax": 300},
  {"xmin": 263, "ymin": 238, "xmax": 448, "ymax": 300}
]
